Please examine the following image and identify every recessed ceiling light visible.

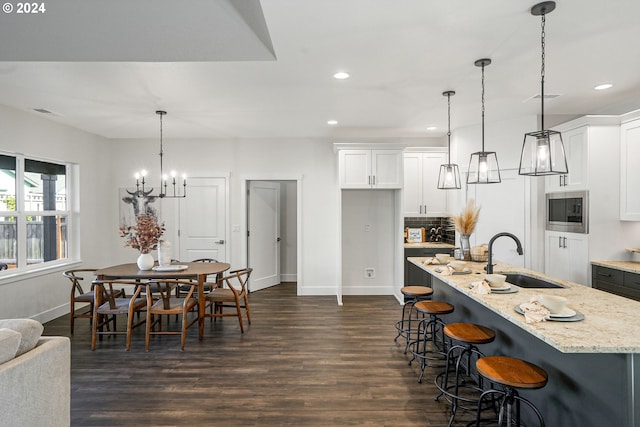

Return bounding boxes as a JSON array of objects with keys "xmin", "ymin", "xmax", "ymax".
[
  {"xmin": 327, "ymin": 120, "xmax": 338, "ymax": 125},
  {"xmin": 594, "ymin": 83, "xmax": 613, "ymax": 90},
  {"xmin": 333, "ymin": 71, "xmax": 350, "ymax": 80},
  {"xmin": 426, "ymin": 126, "xmax": 437, "ymax": 131}
]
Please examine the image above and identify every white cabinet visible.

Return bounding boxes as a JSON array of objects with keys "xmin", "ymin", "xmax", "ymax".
[
  {"xmin": 620, "ymin": 118, "xmax": 640, "ymax": 220},
  {"xmin": 338, "ymin": 149, "xmax": 402, "ymax": 189},
  {"xmin": 544, "ymin": 231, "xmax": 589, "ymax": 286},
  {"xmin": 545, "ymin": 125, "xmax": 588, "ymax": 192},
  {"xmin": 403, "ymin": 152, "xmax": 447, "ymax": 216}
]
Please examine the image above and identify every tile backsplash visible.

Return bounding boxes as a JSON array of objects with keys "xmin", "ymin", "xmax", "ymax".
[{"xmin": 404, "ymin": 216, "xmax": 455, "ymax": 245}]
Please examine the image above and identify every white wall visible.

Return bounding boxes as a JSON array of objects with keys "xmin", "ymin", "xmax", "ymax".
[
  {"xmin": 341, "ymin": 190, "xmax": 396, "ymax": 295},
  {"xmin": 108, "ymin": 137, "xmax": 339, "ymax": 295},
  {"xmin": 279, "ymin": 180, "xmax": 297, "ymax": 282},
  {"xmin": 0, "ymin": 105, "xmax": 112, "ymax": 322},
  {"xmin": 450, "ymin": 114, "xmax": 540, "ymax": 268}
]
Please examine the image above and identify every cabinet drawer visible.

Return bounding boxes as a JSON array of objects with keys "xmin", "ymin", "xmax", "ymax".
[
  {"xmin": 594, "ymin": 280, "xmax": 640, "ymax": 302},
  {"xmin": 592, "ymin": 266, "xmax": 624, "ymax": 285},
  {"xmin": 623, "ymin": 272, "xmax": 640, "ymax": 291},
  {"xmin": 405, "ymin": 248, "xmax": 453, "ymax": 257}
]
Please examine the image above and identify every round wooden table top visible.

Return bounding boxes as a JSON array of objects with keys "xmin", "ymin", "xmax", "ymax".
[
  {"xmin": 96, "ymin": 261, "xmax": 230, "ymax": 280},
  {"xmin": 476, "ymin": 356, "xmax": 548, "ymax": 389}
]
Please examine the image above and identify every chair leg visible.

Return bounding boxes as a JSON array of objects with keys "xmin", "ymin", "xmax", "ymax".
[
  {"xmin": 244, "ymin": 294, "xmax": 251, "ymax": 324},
  {"xmin": 145, "ymin": 311, "xmax": 152, "ymax": 351},
  {"xmin": 181, "ymin": 311, "xmax": 189, "ymax": 351},
  {"xmin": 70, "ymin": 299, "xmax": 75, "ymax": 334},
  {"xmin": 235, "ymin": 300, "xmax": 244, "ymax": 333},
  {"xmin": 91, "ymin": 312, "xmax": 98, "ymax": 351}
]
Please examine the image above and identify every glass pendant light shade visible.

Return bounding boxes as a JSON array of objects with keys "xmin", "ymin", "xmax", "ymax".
[
  {"xmin": 438, "ymin": 163, "xmax": 462, "ymax": 189},
  {"xmin": 519, "ymin": 129, "xmax": 568, "ymax": 175},
  {"xmin": 468, "ymin": 151, "xmax": 501, "ymax": 184},
  {"xmin": 438, "ymin": 90, "xmax": 462, "ymax": 189},
  {"xmin": 467, "ymin": 58, "xmax": 501, "ymax": 184},
  {"xmin": 519, "ymin": 1, "xmax": 568, "ymax": 177}
]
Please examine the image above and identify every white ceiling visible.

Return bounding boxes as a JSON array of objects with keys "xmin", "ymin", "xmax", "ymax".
[{"xmin": 0, "ymin": 0, "xmax": 639, "ymax": 140}]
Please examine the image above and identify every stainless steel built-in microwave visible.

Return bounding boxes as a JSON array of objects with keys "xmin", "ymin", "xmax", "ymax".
[{"xmin": 545, "ymin": 191, "xmax": 589, "ymax": 234}]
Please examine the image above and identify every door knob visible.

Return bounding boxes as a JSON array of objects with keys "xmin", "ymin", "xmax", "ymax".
[
  {"xmin": 277, "ymin": 237, "xmax": 281, "ymax": 242},
  {"xmin": 215, "ymin": 240, "xmax": 225, "ymax": 244}
]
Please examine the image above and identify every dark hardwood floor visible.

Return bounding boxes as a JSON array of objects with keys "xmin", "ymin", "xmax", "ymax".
[{"xmin": 44, "ymin": 283, "xmax": 476, "ymax": 426}]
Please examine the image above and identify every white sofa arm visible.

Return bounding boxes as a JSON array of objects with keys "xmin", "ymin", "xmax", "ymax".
[{"xmin": 0, "ymin": 336, "xmax": 70, "ymax": 427}]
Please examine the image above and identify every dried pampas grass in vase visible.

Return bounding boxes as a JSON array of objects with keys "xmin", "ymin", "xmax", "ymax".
[{"xmin": 450, "ymin": 199, "xmax": 481, "ymax": 260}]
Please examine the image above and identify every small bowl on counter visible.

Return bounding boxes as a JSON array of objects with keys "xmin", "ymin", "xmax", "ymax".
[{"xmin": 484, "ymin": 274, "xmax": 507, "ymax": 288}]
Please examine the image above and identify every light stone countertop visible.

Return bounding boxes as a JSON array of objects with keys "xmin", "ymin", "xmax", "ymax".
[
  {"xmin": 409, "ymin": 257, "xmax": 640, "ymax": 354},
  {"xmin": 404, "ymin": 242, "xmax": 455, "ymax": 249},
  {"xmin": 591, "ymin": 260, "xmax": 640, "ymax": 274}
]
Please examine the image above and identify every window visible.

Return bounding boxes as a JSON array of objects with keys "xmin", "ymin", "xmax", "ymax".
[{"xmin": 0, "ymin": 154, "xmax": 70, "ymax": 271}]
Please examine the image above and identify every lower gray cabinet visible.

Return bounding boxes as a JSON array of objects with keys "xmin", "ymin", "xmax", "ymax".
[
  {"xmin": 405, "ymin": 247, "xmax": 453, "ymax": 287},
  {"xmin": 592, "ymin": 265, "xmax": 640, "ymax": 302}
]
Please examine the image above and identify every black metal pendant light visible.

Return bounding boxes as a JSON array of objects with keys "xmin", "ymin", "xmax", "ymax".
[
  {"xmin": 468, "ymin": 58, "xmax": 501, "ymax": 184},
  {"xmin": 519, "ymin": 1, "xmax": 568, "ymax": 176},
  {"xmin": 438, "ymin": 90, "xmax": 462, "ymax": 190}
]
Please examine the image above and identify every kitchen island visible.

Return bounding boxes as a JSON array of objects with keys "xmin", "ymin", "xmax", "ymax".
[{"xmin": 409, "ymin": 257, "xmax": 640, "ymax": 427}]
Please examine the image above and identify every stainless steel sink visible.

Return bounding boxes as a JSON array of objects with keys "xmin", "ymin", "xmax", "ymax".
[{"xmin": 504, "ymin": 273, "xmax": 566, "ymax": 289}]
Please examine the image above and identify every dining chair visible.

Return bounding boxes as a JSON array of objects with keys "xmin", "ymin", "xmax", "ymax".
[
  {"xmin": 145, "ymin": 279, "xmax": 199, "ymax": 351},
  {"xmin": 203, "ymin": 268, "xmax": 253, "ymax": 333},
  {"xmin": 91, "ymin": 280, "xmax": 147, "ymax": 351},
  {"xmin": 176, "ymin": 258, "xmax": 221, "ymax": 298},
  {"xmin": 63, "ymin": 269, "xmax": 125, "ymax": 334}
]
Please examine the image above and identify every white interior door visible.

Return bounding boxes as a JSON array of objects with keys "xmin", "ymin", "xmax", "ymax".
[
  {"xmin": 248, "ymin": 181, "xmax": 281, "ymax": 291},
  {"xmin": 177, "ymin": 177, "xmax": 227, "ymax": 262}
]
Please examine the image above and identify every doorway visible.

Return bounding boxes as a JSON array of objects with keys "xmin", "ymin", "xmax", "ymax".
[{"xmin": 246, "ymin": 180, "xmax": 298, "ymax": 292}]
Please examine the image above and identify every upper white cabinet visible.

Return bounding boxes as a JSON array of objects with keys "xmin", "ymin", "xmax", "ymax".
[
  {"xmin": 620, "ymin": 118, "xmax": 640, "ymax": 220},
  {"xmin": 338, "ymin": 149, "xmax": 402, "ymax": 189},
  {"xmin": 403, "ymin": 152, "xmax": 447, "ymax": 216},
  {"xmin": 545, "ymin": 125, "xmax": 588, "ymax": 192}
]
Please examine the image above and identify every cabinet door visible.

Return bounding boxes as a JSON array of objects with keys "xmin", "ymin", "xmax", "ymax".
[
  {"xmin": 372, "ymin": 150, "xmax": 402, "ymax": 189},
  {"xmin": 545, "ymin": 231, "xmax": 588, "ymax": 285},
  {"xmin": 545, "ymin": 126, "xmax": 588, "ymax": 192},
  {"xmin": 403, "ymin": 153, "xmax": 423, "ymax": 216},
  {"xmin": 620, "ymin": 119, "xmax": 640, "ymax": 220},
  {"xmin": 422, "ymin": 152, "xmax": 448, "ymax": 216},
  {"xmin": 339, "ymin": 150, "xmax": 372, "ymax": 188}
]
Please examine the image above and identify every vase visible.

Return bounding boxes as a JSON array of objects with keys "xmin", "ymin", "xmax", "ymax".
[
  {"xmin": 137, "ymin": 253, "xmax": 154, "ymax": 271},
  {"xmin": 460, "ymin": 234, "xmax": 471, "ymax": 261},
  {"xmin": 157, "ymin": 240, "xmax": 172, "ymax": 267}
]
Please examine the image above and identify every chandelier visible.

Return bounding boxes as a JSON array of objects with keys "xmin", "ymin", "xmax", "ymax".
[{"xmin": 132, "ymin": 110, "xmax": 186, "ymax": 198}]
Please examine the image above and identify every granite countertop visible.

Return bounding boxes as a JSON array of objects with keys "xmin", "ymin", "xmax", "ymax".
[
  {"xmin": 404, "ymin": 242, "xmax": 455, "ymax": 249},
  {"xmin": 591, "ymin": 260, "xmax": 640, "ymax": 275},
  {"xmin": 409, "ymin": 257, "xmax": 640, "ymax": 354}
]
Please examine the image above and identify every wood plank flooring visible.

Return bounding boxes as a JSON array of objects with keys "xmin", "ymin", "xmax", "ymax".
[{"xmin": 43, "ymin": 283, "xmax": 477, "ymax": 426}]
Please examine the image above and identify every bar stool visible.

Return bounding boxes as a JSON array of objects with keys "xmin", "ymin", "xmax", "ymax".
[
  {"xmin": 409, "ymin": 300, "xmax": 454, "ymax": 383},
  {"xmin": 394, "ymin": 286, "xmax": 433, "ymax": 354},
  {"xmin": 434, "ymin": 323, "xmax": 495, "ymax": 427},
  {"xmin": 474, "ymin": 356, "xmax": 548, "ymax": 426}
]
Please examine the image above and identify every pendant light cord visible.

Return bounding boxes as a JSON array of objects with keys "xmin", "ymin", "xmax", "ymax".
[
  {"xmin": 447, "ymin": 92, "xmax": 452, "ymax": 163},
  {"xmin": 158, "ymin": 110, "xmax": 165, "ymax": 185},
  {"xmin": 540, "ymin": 12, "xmax": 546, "ymax": 131},
  {"xmin": 481, "ymin": 62, "xmax": 486, "ymax": 152}
]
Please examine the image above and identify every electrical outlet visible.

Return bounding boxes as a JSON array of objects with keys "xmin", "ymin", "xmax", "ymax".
[
  {"xmin": 364, "ymin": 224, "xmax": 371, "ymax": 232},
  {"xmin": 364, "ymin": 268, "xmax": 375, "ymax": 278}
]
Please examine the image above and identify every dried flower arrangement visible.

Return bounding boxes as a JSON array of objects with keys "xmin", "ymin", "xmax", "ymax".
[
  {"xmin": 451, "ymin": 199, "xmax": 481, "ymax": 235},
  {"xmin": 119, "ymin": 214, "xmax": 165, "ymax": 254}
]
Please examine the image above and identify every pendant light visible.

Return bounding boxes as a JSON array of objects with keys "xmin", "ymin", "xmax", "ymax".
[
  {"xmin": 468, "ymin": 58, "xmax": 501, "ymax": 184},
  {"xmin": 437, "ymin": 90, "xmax": 461, "ymax": 189},
  {"xmin": 519, "ymin": 1, "xmax": 568, "ymax": 176}
]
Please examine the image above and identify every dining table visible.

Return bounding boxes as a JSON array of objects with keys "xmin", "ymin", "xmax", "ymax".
[{"xmin": 95, "ymin": 261, "xmax": 231, "ymax": 339}]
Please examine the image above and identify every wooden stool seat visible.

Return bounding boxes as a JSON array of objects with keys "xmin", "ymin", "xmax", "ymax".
[
  {"xmin": 414, "ymin": 300, "xmax": 454, "ymax": 315},
  {"xmin": 444, "ymin": 323, "xmax": 496, "ymax": 345},
  {"xmin": 476, "ymin": 356, "xmax": 548, "ymax": 389},
  {"xmin": 401, "ymin": 286, "xmax": 433, "ymax": 298}
]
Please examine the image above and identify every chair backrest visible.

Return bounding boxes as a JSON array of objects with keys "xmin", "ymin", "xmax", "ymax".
[
  {"xmin": 220, "ymin": 268, "xmax": 252, "ymax": 295},
  {"xmin": 147, "ymin": 279, "xmax": 197, "ymax": 310},
  {"xmin": 91, "ymin": 279, "xmax": 143, "ymax": 309},
  {"xmin": 191, "ymin": 258, "xmax": 219, "ymax": 263},
  {"xmin": 63, "ymin": 269, "xmax": 98, "ymax": 296}
]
